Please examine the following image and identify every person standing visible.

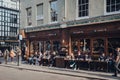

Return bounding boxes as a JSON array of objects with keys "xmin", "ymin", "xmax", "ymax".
[
  {"xmin": 112, "ymin": 47, "xmax": 120, "ymax": 77},
  {"xmin": 15, "ymin": 46, "xmax": 21, "ymax": 66},
  {"xmin": 4, "ymin": 49, "xmax": 9, "ymax": 64}
]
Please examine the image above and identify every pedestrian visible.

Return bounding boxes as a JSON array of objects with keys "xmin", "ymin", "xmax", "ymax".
[
  {"xmin": 16, "ymin": 46, "xmax": 21, "ymax": 56},
  {"xmin": 112, "ymin": 47, "xmax": 120, "ymax": 77},
  {"xmin": 3, "ymin": 49, "xmax": 9, "ymax": 64},
  {"xmin": 15, "ymin": 46, "xmax": 21, "ymax": 65},
  {"xmin": 0, "ymin": 50, "xmax": 3, "ymax": 57}
]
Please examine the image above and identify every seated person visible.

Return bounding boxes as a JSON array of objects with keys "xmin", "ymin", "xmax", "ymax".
[
  {"xmin": 43, "ymin": 50, "xmax": 51, "ymax": 59},
  {"xmin": 69, "ymin": 53, "xmax": 76, "ymax": 70},
  {"xmin": 28, "ymin": 54, "xmax": 34, "ymax": 65},
  {"xmin": 49, "ymin": 51, "xmax": 56, "ymax": 66},
  {"xmin": 85, "ymin": 53, "xmax": 91, "ymax": 61},
  {"xmin": 106, "ymin": 53, "xmax": 114, "ymax": 61},
  {"xmin": 59, "ymin": 47, "xmax": 67, "ymax": 57},
  {"xmin": 98, "ymin": 53, "xmax": 107, "ymax": 61},
  {"xmin": 42, "ymin": 50, "xmax": 51, "ymax": 66},
  {"xmin": 76, "ymin": 51, "xmax": 84, "ymax": 60},
  {"xmin": 37, "ymin": 51, "xmax": 43, "ymax": 65},
  {"xmin": 106, "ymin": 53, "xmax": 114, "ymax": 72}
]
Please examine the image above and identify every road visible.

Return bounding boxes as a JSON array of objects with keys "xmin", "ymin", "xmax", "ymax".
[
  {"xmin": 0, "ymin": 66, "xmax": 93, "ymax": 80},
  {"xmin": 0, "ymin": 57, "xmax": 119, "ymax": 80}
]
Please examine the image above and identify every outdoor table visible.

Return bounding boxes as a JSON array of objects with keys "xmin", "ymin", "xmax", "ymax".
[
  {"xmin": 89, "ymin": 60, "xmax": 108, "ymax": 72},
  {"xmin": 76, "ymin": 60, "xmax": 91, "ymax": 70},
  {"xmin": 55, "ymin": 57, "xmax": 65, "ymax": 68}
]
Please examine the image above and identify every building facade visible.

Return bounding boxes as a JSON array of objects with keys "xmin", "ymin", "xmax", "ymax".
[
  {"xmin": 0, "ymin": 0, "xmax": 20, "ymax": 51},
  {"xmin": 21, "ymin": 0, "xmax": 120, "ymax": 56}
]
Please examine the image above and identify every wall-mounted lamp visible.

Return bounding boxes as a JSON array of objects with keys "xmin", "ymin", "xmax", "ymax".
[{"xmin": 62, "ymin": 39, "xmax": 65, "ymax": 44}]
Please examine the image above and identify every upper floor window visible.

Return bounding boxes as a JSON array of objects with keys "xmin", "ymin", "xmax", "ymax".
[
  {"xmin": 77, "ymin": 0, "xmax": 89, "ymax": 18},
  {"xmin": 50, "ymin": 0, "xmax": 58, "ymax": 22},
  {"xmin": 37, "ymin": 3, "xmax": 43, "ymax": 20},
  {"xmin": 26, "ymin": 7, "xmax": 32, "ymax": 26},
  {"xmin": 10, "ymin": 14, "xmax": 17, "ymax": 24},
  {"xmin": 106, "ymin": 0, "xmax": 120, "ymax": 13}
]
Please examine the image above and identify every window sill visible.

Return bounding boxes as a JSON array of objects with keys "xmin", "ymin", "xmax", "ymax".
[
  {"xmin": 76, "ymin": 16, "xmax": 89, "ymax": 20},
  {"xmin": 49, "ymin": 21, "xmax": 58, "ymax": 24},
  {"xmin": 104, "ymin": 11, "xmax": 120, "ymax": 15}
]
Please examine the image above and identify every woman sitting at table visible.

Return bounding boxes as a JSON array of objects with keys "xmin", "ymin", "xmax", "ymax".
[{"xmin": 69, "ymin": 53, "xmax": 76, "ymax": 70}]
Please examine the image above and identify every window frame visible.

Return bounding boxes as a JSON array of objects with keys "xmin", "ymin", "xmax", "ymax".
[
  {"xmin": 76, "ymin": 0, "xmax": 89, "ymax": 20},
  {"xmin": 26, "ymin": 7, "xmax": 32, "ymax": 26},
  {"xmin": 104, "ymin": 0, "xmax": 120, "ymax": 15},
  {"xmin": 50, "ymin": 0, "xmax": 58, "ymax": 23},
  {"xmin": 36, "ymin": 3, "xmax": 44, "ymax": 21}
]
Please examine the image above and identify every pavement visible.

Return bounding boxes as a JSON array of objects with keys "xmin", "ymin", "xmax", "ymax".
[{"xmin": 0, "ymin": 62, "xmax": 120, "ymax": 80}]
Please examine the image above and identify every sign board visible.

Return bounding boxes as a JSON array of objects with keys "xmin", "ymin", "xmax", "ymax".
[{"xmin": 19, "ymin": 35, "xmax": 22, "ymax": 40}]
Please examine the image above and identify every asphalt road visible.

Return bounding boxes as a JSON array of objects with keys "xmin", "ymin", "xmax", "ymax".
[{"xmin": 0, "ymin": 66, "xmax": 93, "ymax": 80}]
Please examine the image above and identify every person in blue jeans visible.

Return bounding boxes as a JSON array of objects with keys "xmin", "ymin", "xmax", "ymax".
[{"xmin": 112, "ymin": 47, "xmax": 120, "ymax": 77}]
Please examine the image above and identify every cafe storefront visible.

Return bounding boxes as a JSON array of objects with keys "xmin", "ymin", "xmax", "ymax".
[{"xmin": 23, "ymin": 20, "xmax": 120, "ymax": 58}]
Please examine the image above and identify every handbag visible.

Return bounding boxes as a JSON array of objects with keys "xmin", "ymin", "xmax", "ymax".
[{"xmin": 10, "ymin": 50, "xmax": 16, "ymax": 58}]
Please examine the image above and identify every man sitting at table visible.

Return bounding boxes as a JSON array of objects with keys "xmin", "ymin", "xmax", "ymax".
[
  {"xmin": 106, "ymin": 52, "xmax": 114, "ymax": 72},
  {"xmin": 85, "ymin": 53, "xmax": 91, "ymax": 61}
]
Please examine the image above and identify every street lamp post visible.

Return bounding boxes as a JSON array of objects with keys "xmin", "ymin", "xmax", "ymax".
[{"xmin": 17, "ymin": 0, "xmax": 21, "ymax": 66}]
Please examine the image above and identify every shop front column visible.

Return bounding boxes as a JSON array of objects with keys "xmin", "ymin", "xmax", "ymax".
[
  {"xmin": 90, "ymin": 38, "xmax": 93, "ymax": 55},
  {"xmin": 60, "ymin": 29, "xmax": 70, "ymax": 55},
  {"xmin": 104, "ymin": 38, "xmax": 108, "ymax": 55},
  {"xmin": 68, "ymin": 35, "xmax": 72, "ymax": 55},
  {"xmin": 26, "ymin": 39, "xmax": 30, "ymax": 59}
]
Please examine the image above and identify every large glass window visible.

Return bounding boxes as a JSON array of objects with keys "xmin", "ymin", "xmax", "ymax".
[
  {"xmin": 77, "ymin": 0, "xmax": 89, "ymax": 17},
  {"xmin": 53, "ymin": 41, "xmax": 60, "ymax": 52},
  {"xmin": 10, "ymin": 14, "xmax": 17, "ymax": 24},
  {"xmin": 72, "ymin": 39, "xmax": 90, "ymax": 56},
  {"xmin": 93, "ymin": 39, "xmax": 105, "ymax": 54},
  {"xmin": 0, "ymin": 8, "xmax": 18, "ymax": 39},
  {"xmin": 39, "ymin": 41, "xmax": 44, "ymax": 53},
  {"xmin": 50, "ymin": 0, "xmax": 58, "ymax": 22},
  {"xmin": 46, "ymin": 41, "xmax": 51, "ymax": 51},
  {"xmin": 108, "ymin": 38, "xmax": 120, "ymax": 53},
  {"xmin": 106, "ymin": 0, "xmax": 120, "ymax": 13},
  {"xmin": 26, "ymin": 7, "xmax": 32, "ymax": 26}
]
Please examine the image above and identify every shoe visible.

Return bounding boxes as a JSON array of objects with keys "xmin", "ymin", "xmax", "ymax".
[{"xmin": 112, "ymin": 75, "xmax": 117, "ymax": 77}]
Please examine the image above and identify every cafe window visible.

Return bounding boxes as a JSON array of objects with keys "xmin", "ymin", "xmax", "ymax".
[
  {"xmin": 72, "ymin": 41, "xmax": 78, "ymax": 52},
  {"xmin": 39, "ymin": 41, "xmax": 44, "ymax": 53},
  {"xmin": 46, "ymin": 41, "xmax": 51, "ymax": 51},
  {"xmin": 72, "ymin": 39, "xmax": 90, "ymax": 53},
  {"xmin": 79, "ymin": 39, "xmax": 90, "ymax": 52},
  {"xmin": 108, "ymin": 38, "xmax": 120, "ymax": 53},
  {"xmin": 53, "ymin": 41, "xmax": 60, "ymax": 52},
  {"xmin": 93, "ymin": 39, "xmax": 104, "ymax": 54}
]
